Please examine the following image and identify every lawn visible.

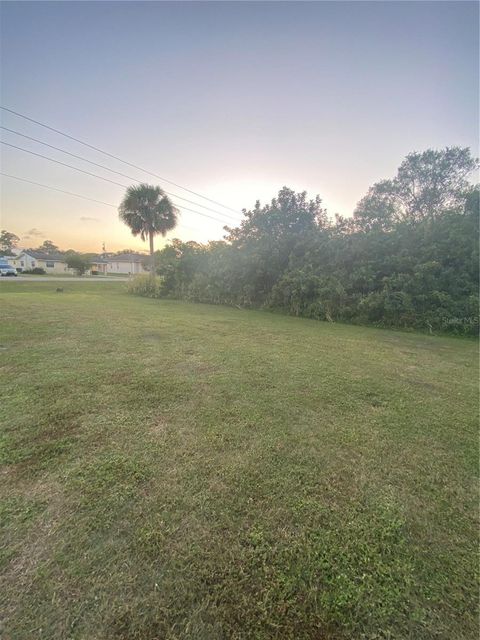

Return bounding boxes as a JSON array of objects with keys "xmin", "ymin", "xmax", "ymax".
[{"xmin": 0, "ymin": 281, "xmax": 478, "ymax": 640}]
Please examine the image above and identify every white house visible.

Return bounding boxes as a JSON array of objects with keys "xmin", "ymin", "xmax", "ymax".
[
  {"xmin": 88, "ymin": 255, "xmax": 108, "ymax": 275},
  {"xmin": 6, "ymin": 251, "xmax": 73, "ymax": 274},
  {"xmin": 105, "ymin": 253, "xmax": 148, "ymax": 275}
]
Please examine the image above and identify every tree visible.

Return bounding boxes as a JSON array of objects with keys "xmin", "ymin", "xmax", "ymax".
[
  {"xmin": 226, "ymin": 186, "xmax": 328, "ymax": 244},
  {"xmin": 354, "ymin": 147, "xmax": 479, "ymax": 230},
  {"xmin": 352, "ymin": 180, "xmax": 399, "ymax": 232},
  {"xmin": 36, "ymin": 240, "xmax": 60, "ymax": 253},
  {"xmin": 66, "ymin": 254, "xmax": 91, "ymax": 276},
  {"xmin": 119, "ymin": 184, "xmax": 178, "ymax": 277},
  {"xmin": 221, "ymin": 188, "xmax": 330, "ymax": 305},
  {"xmin": 394, "ymin": 147, "xmax": 478, "ymax": 220},
  {"xmin": 0, "ymin": 230, "xmax": 19, "ymax": 255}
]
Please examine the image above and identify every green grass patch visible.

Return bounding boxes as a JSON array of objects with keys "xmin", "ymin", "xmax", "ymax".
[{"xmin": 0, "ymin": 281, "xmax": 478, "ymax": 639}]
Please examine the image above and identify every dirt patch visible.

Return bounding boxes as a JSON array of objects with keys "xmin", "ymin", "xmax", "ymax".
[
  {"xmin": 406, "ymin": 378, "xmax": 438, "ymax": 391},
  {"xmin": 143, "ymin": 332, "xmax": 165, "ymax": 342},
  {"xmin": 174, "ymin": 360, "xmax": 217, "ymax": 375},
  {"xmin": 150, "ymin": 416, "xmax": 169, "ymax": 436}
]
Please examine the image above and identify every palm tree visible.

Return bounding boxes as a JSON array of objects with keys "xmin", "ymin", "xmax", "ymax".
[{"xmin": 119, "ymin": 184, "xmax": 178, "ymax": 277}]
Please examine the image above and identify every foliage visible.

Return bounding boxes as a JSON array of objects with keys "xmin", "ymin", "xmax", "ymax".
[
  {"xmin": 65, "ymin": 254, "xmax": 91, "ymax": 275},
  {"xmin": 119, "ymin": 183, "xmax": 179, "ymax": 274},
  {"xmin": 126, "ymin": 274, "xmax": 164, "ymax": 298},
  {"xmin": 22, "ymin": 267, "xmax": 47, "ymax": 275},
  {"xmin": 0, "ymin": 230, "xmax": 19, "ymax": 254},
  {"xmin": 35, "ymin": 239, "xmax": 60, "ymax": 253},
  {"xmin": 353, "ymin": 147, "xmax": 478, "ymax": 230},
  {"xmin": 104, "ymin": 249, "xmax": 146, "ymax": 257},
  {"xmin": 151, "ymin": 149, "xmax": 478, "ymax": 335}
]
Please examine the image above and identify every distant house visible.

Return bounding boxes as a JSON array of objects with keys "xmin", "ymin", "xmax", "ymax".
[
  {"xmin": 88, "ymin": 256, "xmax": 109, "ymax": 275},
  {"xmin": 6, "ymin": 251, "xmax": 73, "ymax": 274},
  {"xmin": 105, "ymin": 253, "xmax": 147, "ymax": 275}
]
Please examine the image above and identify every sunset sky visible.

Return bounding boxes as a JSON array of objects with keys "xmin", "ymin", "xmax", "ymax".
[{"xmin": 1, "ymin": 1, "xmax": 478, "ymax": 253}]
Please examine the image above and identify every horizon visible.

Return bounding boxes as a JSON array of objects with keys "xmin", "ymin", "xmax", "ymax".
[{"xmin": 1, "ymin": 1, "xmax": 479, "ymax": 252}]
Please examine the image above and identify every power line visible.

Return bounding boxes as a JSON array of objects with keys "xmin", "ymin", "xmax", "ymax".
[
  {"xmin": 0, "ymin": 172, "xmax": 117, "ymax": 207},
  {"xmin": 0, "ymin": 105, "xmax": 242, "ymax": 215},
  {"xmin": 0, "ymin": 141, "xmax": 233, "ymax": 226},
  {"xmin": 0, "ymin": 125, "xmax": 238, "ymax": 222},
  {"xmin": 1, "ymin": 140, "xmax": 126, "ymax": 186},
  {"xmin": 0, "ymin": 171, "xmax": 205, "ymax": 235}
]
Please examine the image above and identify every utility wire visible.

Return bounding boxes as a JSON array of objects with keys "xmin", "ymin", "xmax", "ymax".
[
  {"xmin": 0, "ymin": 141, "xmax": 232, "ymax": 226},
  {"xmin": 1, "ymin": 140, "xmax": 125, "ymax": 186},
  {"xmin": 0, "ymin": 171, "xmax": 118, "ymax": 207},
  {"xmin": 0, "ymin": 105, "xmax": 241, "ymax": 215},
  {"xmin": 0, "ymin": 171, "xmax": 205, "ymax": 234},
  {"xmin": 0, "ymin": 125, "xmax": 238, "ymax": 222}
]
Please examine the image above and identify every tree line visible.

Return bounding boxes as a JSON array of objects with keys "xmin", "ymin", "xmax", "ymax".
[{"xmin": 148, "ymin": 147, "xmax": 478, "ymax": 335}]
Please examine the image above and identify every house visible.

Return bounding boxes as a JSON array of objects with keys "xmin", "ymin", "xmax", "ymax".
[
  {"xmin": 105, "ymin": 253, "xmax": 147, "ymax": 275},
  {"xmin": 6, "ymin": 251, "xmax": 73, "ymax": 274},
  {"xmin": 88, "ymin": 255, "xmax": 108, "ymax": 275}
]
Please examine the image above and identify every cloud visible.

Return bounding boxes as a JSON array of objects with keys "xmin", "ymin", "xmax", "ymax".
[
  {"xmin": 79, "ymin": 216, "xmax": 99, "ymax": 222},
  {"xmin": 23, "ymin": 228, "xmax": 44, "ymax": 239}
]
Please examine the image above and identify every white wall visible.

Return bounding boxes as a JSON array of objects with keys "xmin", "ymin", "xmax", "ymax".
[
  {"xmin": 38, "ymin": 260, "xmax": 72, "ymax": 274},
  {"xmin": 106, "ymin": 260, "xmax": 146, "ymax": 275},
  {"xmin": 6, "ymin": 254, "xmax": 35, "ymax": 271}
]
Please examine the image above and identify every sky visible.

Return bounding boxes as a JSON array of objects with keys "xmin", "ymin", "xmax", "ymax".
[{"xmin": 0, "ymin": 1, "xmax": 478, "ymax": 253}]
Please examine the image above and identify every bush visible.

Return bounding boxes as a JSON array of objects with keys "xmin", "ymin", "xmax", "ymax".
[
  {"xmin": 136, "ymin": 182, "xmax": 479, "ymax": 334},
  {"xmin": 22, "ymin": 267, "xmax": 46, "ymax": 275},
  {"xmin": 126, "ymin": 274, "xmax": 164, "ymax": 298},
  {"xmin": 65, "ymin": 254, "xmax": 91, "ymax": 275}
]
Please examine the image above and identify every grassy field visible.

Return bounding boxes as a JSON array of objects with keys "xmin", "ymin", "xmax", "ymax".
[{"xmin": 0, "ymin": 281, "xmax": 478, "ymax": 640}]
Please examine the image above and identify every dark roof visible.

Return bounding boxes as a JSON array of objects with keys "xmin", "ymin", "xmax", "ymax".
[
  {"xmin": 22, "ymin": 250, "xmax": 66, "ymax": 261},
  {"xmin": 106, "ymin": 253, "xmax": 146, "ymax": 262}
]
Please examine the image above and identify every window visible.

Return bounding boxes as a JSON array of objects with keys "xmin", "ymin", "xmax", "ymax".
[
  {"xmin": 31, "ymin": 262, "xmax": 36, "ymax": 267},
  {"xmin": 45, "ymin": 261, "xmax": 55, "ymax": 268}
]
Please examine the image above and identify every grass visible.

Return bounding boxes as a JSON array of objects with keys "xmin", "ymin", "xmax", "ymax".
[{"xmin": 0, "ymin": 281, "xmax": 478, "ymax": 639}]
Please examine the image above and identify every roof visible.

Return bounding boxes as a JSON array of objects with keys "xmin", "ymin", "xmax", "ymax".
[
  {"xmin": 106, "ymin": 253, "xmax": 146, "ymax": 263},
  {"xmin": 22, "ymin": 250, "xmax": 66, "ymax": 261}
]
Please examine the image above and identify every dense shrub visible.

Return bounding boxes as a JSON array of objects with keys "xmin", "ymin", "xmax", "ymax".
[
  {"xmin": 151, "ymin": 191, "xmax": 478, "ymax": 334},
  {"xmin": 22, "ymin": 267, "xmax": 46, "ymax": 275},
  {"xmin": 146, "ymin": 149, "xmax": 479, "ymax": 335},
  {"xmin": 126, "ymin": 274, "xmax": 164, "ymax": 298}
]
